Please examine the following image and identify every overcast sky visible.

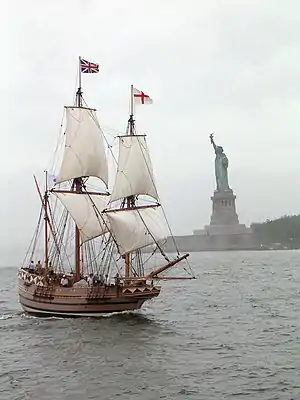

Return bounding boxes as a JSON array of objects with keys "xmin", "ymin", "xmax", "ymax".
[{"xmin": 2, "ymin": 0, "xmax": 300, "ymax": 264}]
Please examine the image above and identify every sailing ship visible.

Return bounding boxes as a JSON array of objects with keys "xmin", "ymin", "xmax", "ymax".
[{"xmin": 18, "ymin": 57, "xmax": 194, "ymax": 317}]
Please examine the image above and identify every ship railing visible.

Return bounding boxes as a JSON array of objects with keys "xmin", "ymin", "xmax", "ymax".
[{"xmin": 87, "ymin": 284, "xmax": 107, "ymax": 299}]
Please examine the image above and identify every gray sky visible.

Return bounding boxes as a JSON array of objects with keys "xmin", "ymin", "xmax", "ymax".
[{"xmin": 2, "ymin": 0, "xmax": 300, "ymax": 264}]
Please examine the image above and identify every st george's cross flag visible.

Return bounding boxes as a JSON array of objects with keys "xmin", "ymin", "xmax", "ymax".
[{"xmin": 133, "ymin": 87, "xmax": 153, "ymax": 105}]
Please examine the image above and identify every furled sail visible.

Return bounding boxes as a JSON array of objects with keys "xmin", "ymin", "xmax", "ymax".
[
  {"xmin": 110, "ymin": 135, "xmax": 158, "ymax": 202},
  {"xmin": 106, "ymin": 206, "xmax": 168, "ymax": 255},
  {"xmin": 56, "ymin": 107, "xmax": 108, "ymax": 186},
  {"xmin": 54, "ymin": 192, "xmax": 109, "ymax": 242}
]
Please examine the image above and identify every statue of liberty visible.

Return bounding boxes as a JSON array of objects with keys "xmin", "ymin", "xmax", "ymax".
[{"xmin": 209, "ymin": 133, "xmax": 230, "ymax": 192}]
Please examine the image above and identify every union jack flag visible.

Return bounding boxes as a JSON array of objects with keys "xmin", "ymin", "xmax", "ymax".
[{"xmin": 80, "ymin": 58, "xmax": 99, "ymax": 73}]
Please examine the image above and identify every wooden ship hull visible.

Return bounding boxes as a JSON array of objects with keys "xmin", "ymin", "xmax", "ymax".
[{"xmin": 18, "ymin": 270, "xmax": 160, "ymax": 317}]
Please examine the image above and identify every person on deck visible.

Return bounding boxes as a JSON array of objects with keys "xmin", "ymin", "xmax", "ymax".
[
  {"xmin": 114, "ymin": 273, "xmax": 120, "ymax": 286},
  {"xmin": 28, "ymin": 261, "xmax": 35, "ymax": 273},
  {"xmin": 87, "ymin": 273, "xmax": 93, "ymax": 286},
  {"xmin": 35, "ymin": 260, "xmax": 42, "ymax": 274},
  {"xmin": 99, "ymin": 274, "xmax": 105, "ymax": 286},
  {"xmin": 60, "ymin": 275, "xmax": 69, "ymax": 287}
]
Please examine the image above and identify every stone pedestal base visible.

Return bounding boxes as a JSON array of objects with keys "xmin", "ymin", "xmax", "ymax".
[
  {"xmin": 185, "ymin": 188, "xmax": 254, "ymax": 251},
  {"xmin": 209, "ymin": 189, "xmax": 239, "ymax": 226},
  {"xmin": 204, "ymin": 224, "xmax": 248, "ymax": 235}
]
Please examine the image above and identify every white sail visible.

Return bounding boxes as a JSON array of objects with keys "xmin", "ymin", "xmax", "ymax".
[
  {"xmin": 106, "ymin": 206, "xmax": 168, "ymax": 255},
  {"xmin": 56, "ymin": 107, "xmax": 108, "ymax": 186},
  {"xmin": 110, "ymin": 135, "xmax": 159, "ymax": 202},
  {"xmin": 54, "ymin": 192, "xmax": 109, "ymax": 242}
]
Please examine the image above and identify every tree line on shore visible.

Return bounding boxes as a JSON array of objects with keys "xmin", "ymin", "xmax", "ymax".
[{"xmin": 251, "ymin": 215, "xmax": 300, "ymax": 248}]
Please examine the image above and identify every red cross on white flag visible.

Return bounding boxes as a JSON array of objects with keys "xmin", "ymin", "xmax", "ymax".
[{"xmin": 133, "ymin": 87, "xmax": 153, "ymax": 105}]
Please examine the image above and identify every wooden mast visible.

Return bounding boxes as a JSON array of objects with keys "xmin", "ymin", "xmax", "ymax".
[
  {"xmin": 44, "ymin": 171, "xmax": 49, "ymax": 269},
  {"xmin": 124, "ymin": 85, "xmax": 135, "ymax": 280},
  {"xmin": 74, "ymin": 56, "xmax": 82, "ymax": 281}
]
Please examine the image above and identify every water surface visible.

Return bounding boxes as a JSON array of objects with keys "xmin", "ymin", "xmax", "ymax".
[{"xmin": 0, "ymin": 251, "xmax": 299, "ymax": 399}]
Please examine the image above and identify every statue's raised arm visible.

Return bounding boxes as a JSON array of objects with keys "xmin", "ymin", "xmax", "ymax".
[{"xmin": 209, "ymin": 133, "xmax": 217, "ymax": 153}]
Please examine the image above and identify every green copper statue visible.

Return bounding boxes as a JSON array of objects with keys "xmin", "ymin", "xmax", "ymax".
[{"xmin": 209, "ymin": 133, "xmax": 230, "ymax": 192}]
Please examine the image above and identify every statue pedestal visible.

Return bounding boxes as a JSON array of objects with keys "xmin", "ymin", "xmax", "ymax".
[
  {"xmin": 205, "ymin": 189, "xmax": 244, "ymax": 235},
  {"xmin": 194, "ymin": 188, "xmax": 254, "ymax": 249}
]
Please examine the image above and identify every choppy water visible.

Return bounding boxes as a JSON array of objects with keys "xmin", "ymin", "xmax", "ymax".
[{"xmin": 0, "ymin": 251, "xmax": 300, "ymax": 400}]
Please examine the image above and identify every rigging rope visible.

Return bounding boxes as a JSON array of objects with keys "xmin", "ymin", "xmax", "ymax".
[{"xmin": 21, "ymin": 206, "xmax": 43, "ymax": 268}]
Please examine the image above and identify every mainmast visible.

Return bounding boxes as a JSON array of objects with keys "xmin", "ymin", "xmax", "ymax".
[
  {"xmin": 129, "ymin": 84, "xmax": 134, "ymax": 136},
  {"xmin": 124, "ymin": 85, "xmax": 135, "ymax": 280},
  {"xmin": 49, "ymin": 56, "xmax": 106, "ymax": 280},
  {"xmin": 74, "ymin": 57, "xmax": 83, "ymax": 281}
]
